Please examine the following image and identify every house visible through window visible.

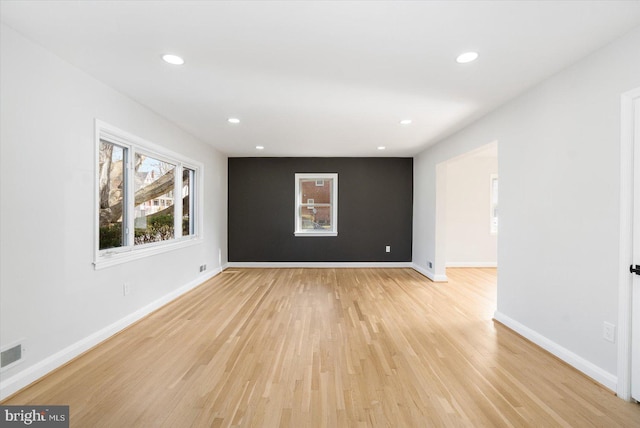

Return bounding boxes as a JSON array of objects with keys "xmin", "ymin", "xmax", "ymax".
[
  {"xmin": 133, "ymin": 154, "xmax": 176, "ymax": 245},
  {"xmin": 96, "ymin": 121, "xmax": 201, "ymax": 268},
  {"xmin": 295, "ymin": 173, "xmax": 338, "ymax": 237}
]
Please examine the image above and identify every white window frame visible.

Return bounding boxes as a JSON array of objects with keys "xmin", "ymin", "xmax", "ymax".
[
  {"xmin": 490, "ymin": 173, "xmax": 498, "ymax": 235},
  {"xmin": 94, "ymin": 120, "xmax": 203, "ymax": 269},
  {"xmin": 294, "ymin": 173, "xmax": 338, "ymax": 237}
]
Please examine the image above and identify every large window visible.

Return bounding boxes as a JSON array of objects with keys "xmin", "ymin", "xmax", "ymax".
[
  {"xmin": 294, "ymin": 173, "xmax": 338, "ymax": 237},
  {"xmin": 95, "ymin": 121, "xmax": 201, "ymax": 268}
]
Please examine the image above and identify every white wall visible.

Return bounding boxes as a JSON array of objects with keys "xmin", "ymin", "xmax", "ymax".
[
  {"xmin": 413, "ymin": 26, "xmax": 640, "ymax": 389},
  {"xmin": 445, "ymin": 148, "xmax": 498, "ymax": 267},
  {"xmin": 0, "ymin": 24, "xmax": 228, "ymax": 398}
]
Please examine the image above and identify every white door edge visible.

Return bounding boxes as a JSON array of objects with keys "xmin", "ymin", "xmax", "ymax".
[{"xmin": 618, "ymin": 87, "xmax": 640, "ymax": 401}]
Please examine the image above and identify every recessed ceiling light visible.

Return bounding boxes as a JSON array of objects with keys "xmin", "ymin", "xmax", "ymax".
[
  {"xmin": 456, "ymin": 52, "xmax": 478, "ymax": 64},
  {"xmin": 256, "ymin": 146, "xmax": 264, "ymax": 150},
  {"xmin": 377, "ymin": 146, "xmax": 386, "ymax": 150},
  {"xmin": 228, "ymin": 118, "xmax": 240, "ymax": 124},
  {"xmin": 400, "ymin": 119, "xmax": 412, "ymax": 125},
  {"xmin": 162, "ymin": 54, "xmax": 185, "ymax": 65}
]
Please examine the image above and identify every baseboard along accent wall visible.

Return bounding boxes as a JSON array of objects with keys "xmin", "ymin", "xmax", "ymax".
[{"xmin": 227, "ymin": 262, "xmax": 413, "ymax": 269}]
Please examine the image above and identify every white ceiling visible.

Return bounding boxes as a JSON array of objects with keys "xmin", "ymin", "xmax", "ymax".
[{"xmin": 2, "ymin": 1, "xmax": 640, "ymax": 157}]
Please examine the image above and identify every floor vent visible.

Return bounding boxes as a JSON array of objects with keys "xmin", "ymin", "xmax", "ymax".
[{"xmin": 1, "ymin": 342, "xmax": 24, "ymax": 371}]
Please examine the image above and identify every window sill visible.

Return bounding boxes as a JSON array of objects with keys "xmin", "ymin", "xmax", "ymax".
[
  {"xmin": 94, "ymin": 236, "xmax": 202, "ymax": 270},
  {"xmin": 294, "ymin": 231, "xmax": 338, "ymax": 237}
]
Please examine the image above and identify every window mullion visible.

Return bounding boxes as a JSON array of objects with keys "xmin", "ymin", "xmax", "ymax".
[
  {"xmin": 126, "ymin": 147, "xmax": 135, "ymax": 247},
  {"xmin": 174, "ymin": 165, "xmax": 183, "ymax": 239},
  {"xmin": 190, "ymin": 169, "xmax": 196, "ymax": 236}
]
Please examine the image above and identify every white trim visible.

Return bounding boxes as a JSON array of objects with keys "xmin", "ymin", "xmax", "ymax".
[
  {"xmin": 412, "ymin": 263, "xmax": 448, "ymax": 282},
  {"xmin": 0, "ymin": 268, "xmax": 222, "ymax": 401},
  {"xmin": 434, "ymin": 161, "xmax": 448, "ymax": 280},
  {"xmin": 96, "ymin": 120, "xmax": 201, "ymax": 167},
  {"xmin": 490, "ymin": 173, "xmax": 498, "ymax": 235},
  {"xmin": 494, "ymin": 311, "xmax": 617, "ymax": 392},
  {"xmin": 618, "ymin": 87, "xmax": 640, "ymax": 401},
  {"xmin": 445, "ymin": 261, "xmax": 497, "ymax": 268},
  {"xmin": 94, "ymin": 237, "xmax": 202, "ymax": 269},
  {"xmin": 227, "ymin": 262, "xmax": 413, "ymax": 268},
  {"xmin": 94, "ymin": 119, "xmax": 204, "ymax": 268},
  {"xmin": 294, "ymin": 173, "xmax": 338, "ymax": 237},
  {"xmin": 294, "ymin": 232, "xmax": 338, "ymax": 237}
]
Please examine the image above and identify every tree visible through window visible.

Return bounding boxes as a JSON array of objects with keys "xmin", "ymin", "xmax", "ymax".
[
  {"xmin": 96, "ymin": 123, "xmax": 200, "ymax": 263},
  {"xmin": 98, "ymin": 140, "xmax": 126, "ymax": 249},
  {"xmin": 133, "ymin": 154, "xmax": 176, "ymax": 245}
]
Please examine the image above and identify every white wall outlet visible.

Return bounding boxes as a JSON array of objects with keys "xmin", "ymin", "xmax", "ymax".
[
  {"xmin": 385, "ymin": 245, "xmax": 391, "ymax": 253},
  {"xmin": 123, "ymin": 282, "xmax": 131, "ymax": 296},
  {"xmin": 603, "ymin": 322, "xmax": 615, "ymax": 343}
]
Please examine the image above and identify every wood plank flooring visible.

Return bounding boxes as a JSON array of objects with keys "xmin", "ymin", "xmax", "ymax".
[{"xmin": 3, "ymin": 268, "xmax": 640, "ymax": 427}]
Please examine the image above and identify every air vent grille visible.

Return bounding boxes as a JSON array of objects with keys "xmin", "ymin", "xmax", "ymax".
[{"xmin": 1, "ymin": 343, "xmax": 23, "ymax": 370}]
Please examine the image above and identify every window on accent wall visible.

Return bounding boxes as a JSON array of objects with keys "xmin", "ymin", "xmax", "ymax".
[
  {"xmin": 490, "ymin": 174, "xmax": 498, "ymax": 234},
  {"xmin": 294, "ymin": 173, "xmax": 338, "ymax": 237}
]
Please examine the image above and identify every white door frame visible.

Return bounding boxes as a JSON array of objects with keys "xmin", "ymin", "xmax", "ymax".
[
  {"xmin": 433, "ymin": 140, "xmax": 499, "ymax": 278},
  {"xmin": 617, "ymin": 86, "xmax": 640, "ymax": 401}
]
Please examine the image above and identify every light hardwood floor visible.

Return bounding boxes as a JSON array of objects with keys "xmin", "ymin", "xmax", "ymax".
[{"xmin": 3, "ymin": 268, "xmax": 640, "ymax": 427}]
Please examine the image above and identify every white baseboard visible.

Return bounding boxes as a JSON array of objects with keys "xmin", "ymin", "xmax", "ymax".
[
  {"xmin": 411, "ymin": 263, "xmax": 448, "ymax": 282},
  {"xmin": 445, "ymin": 261, "xmax": 497, "ymax": 268},
  {"xmin": 493, "ymin": 311, "xmax": 617, "ymax": 392},
  {"xmin": 0, "ymin": 269, "xmax": 221, "ymax": 401},
  {"xmin": 227, "ymin": 262, "xmax": 413, "ymax": 268}
]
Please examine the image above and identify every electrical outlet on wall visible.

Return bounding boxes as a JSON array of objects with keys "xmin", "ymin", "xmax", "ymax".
[
  {"xmin": 428, "ymin": 261, "xmax": 433, "ymax": 269},
  {"xmin": 385, "ymin": 245, "xmax": 391, "ymax": 253},
  {"xmin": 603, "ymin": 322, "xmax": 616, "ymax": 343},
  {"xmin": 123, "ymin": 282, "xmax": 131, "ymax": 296}
]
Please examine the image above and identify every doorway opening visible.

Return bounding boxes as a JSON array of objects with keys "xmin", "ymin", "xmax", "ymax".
[{"xmin": 434, "ymin": 141, "xmax": 498, "ymax": 280}]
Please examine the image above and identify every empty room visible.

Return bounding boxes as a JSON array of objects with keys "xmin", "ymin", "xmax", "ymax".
[{"xmin": 2, "ymin": 1, "xmax": 640, "ymax": 427}]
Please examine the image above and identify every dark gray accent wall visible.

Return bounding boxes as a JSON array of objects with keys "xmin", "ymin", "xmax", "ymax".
[{"xmin": 228, "ymin": 157, "xmax": 413, "ymax": 262}]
